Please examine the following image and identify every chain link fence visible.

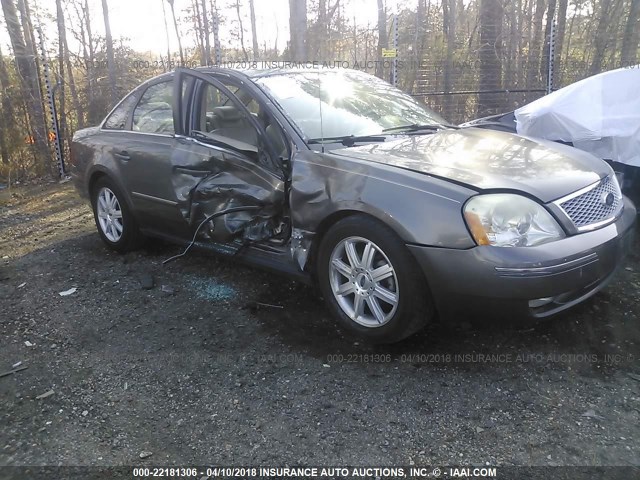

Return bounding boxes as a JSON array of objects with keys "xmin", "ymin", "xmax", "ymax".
[
  {"xmin": 405, "ymin": 11, "xmax": 635, "ymax": 125},
  {"xmin": 409, "ymin": 59, "xmax": 548, "ymax": 124}
]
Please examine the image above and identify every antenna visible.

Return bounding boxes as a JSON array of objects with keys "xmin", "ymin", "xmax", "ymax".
[{"xmin": 317, "ymin": 70, "xmax": 325, "ymax": 153}]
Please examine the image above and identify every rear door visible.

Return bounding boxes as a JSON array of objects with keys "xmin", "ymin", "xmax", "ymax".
[{"xmin": 122, "ymin": 77, "xmax": 194, "ymax": 236}]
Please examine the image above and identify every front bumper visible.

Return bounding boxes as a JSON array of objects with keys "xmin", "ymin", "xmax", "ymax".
[{"xmin": 408, "ymin": 196, "xmax": 636, "ymax": 324}]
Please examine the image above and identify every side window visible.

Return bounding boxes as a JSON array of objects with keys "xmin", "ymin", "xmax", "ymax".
[
  {"xmin": 133, "ymin": 81, "xmax": 174, "ymax": 134},
  {"xmin": 244, "ymin": 98, "xmax": 260, "ymax": 115},
  {"xmin": 222, "ymin": 83, "xmax": 260, "ymax": 115},
  {"xmin": 103, "ymin": 93, "xmax": 137, "ymax": 130},
  {"xmin": 229, "ymin": 83, "xmax": 289, "ymax": 158},
  {"xmin": 197, "ymin": 83, "xmax": 258, "ymax": 147},
  {"xmin": 210, "ymin": 80, "xmax": 289, "ymax": 158}
]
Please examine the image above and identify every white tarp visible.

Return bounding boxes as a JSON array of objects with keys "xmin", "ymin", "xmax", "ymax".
[{"xmin": 515, "ymin": 66, "xmax": 640, "ymax": 167}]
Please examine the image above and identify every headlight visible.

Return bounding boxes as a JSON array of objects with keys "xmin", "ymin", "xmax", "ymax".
[{"xmin": 463, "ymin": 194, "xmax": 565, "ymax": 247}]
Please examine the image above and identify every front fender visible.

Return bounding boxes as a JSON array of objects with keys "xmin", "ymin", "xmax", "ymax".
[{"xmin": 290, "ymin": 151, "xmax": 476, "ymax": 249}]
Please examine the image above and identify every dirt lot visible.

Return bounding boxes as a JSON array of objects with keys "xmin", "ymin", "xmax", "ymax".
[{"xmin": 1, "ymin": 182, "xmax": 639, "ymax": 473}]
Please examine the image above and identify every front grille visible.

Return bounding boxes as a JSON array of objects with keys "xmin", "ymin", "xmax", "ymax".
[{"xmin": 559, "ymin": 176, "xmax": 622, "ymax": 230}]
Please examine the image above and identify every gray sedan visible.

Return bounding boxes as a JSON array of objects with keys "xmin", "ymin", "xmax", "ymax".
[{"xmin": 70, "ymin": 67, "xmax": 636, "ymax": 342}]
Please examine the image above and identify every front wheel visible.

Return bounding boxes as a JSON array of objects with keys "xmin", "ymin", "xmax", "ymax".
[
  {"xmin": 91, "ymin": 177, "xmax": 142, "ymax": 253},
  {"xmin": 317, "ymin": 215, "xmax": 434, "ymax": 343}
]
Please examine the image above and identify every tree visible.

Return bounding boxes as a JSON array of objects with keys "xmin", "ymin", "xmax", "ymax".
[
  {"xmin": 555, "ymin": 0, "xmax": 568, "ymax": 85},
  {"xmin": 1, "ymin": 0, "xmax": 50, "ymax": 174},
  {"xmin": 442, "ymin": 0, "xmax": 456, "ymax": 118},
  {"xmin": 167, "ymin": 0, "xmax": 185, "ymax": 64},
  {"xmin": 16, "ymin": 0, "xmax": 49, "ymax": 137},
  {"xmin": 590, "ymin": 0, "xmax": 613, "ymax": 74},
  {"xmin": 478, "ymin": 0, "xmax": 503, "ymax": 115},
  {"xmin": 59, "ymin": 2, "xmax": 83, "ymax": 129},
  {"xmin": 76, "ymin": 0, "xmax": 99, "ymax": 124},
  {"xmin": 315, "ymin": 0, "xmax": 327, "ymax": 59},
  {"xmin": 406, "ymin": 0, "xmax": 428, "ymax": 94},
  {"xmin": 621, "ymin": 0, "xmax": 640, "ymax": 66},
  {"xmin": 375, "ymin": 0, "xmax": 387, "ymax": 78},
  {"xmin": 235, "ymin": 0, "xmax": 249, "ymax": 61},
  {"xmin": 101, "ymin": 0, "xmax": 116, "ymax": 104},
  {"xmin": 210, "ymin": 0, "xmax": 221, "ymax": 64},
  {"xmin": 310, "ymin": 0, "xmax": 341, "ymax": 61},
  {"xmin": 288, "ymin": 0, "xmax": 307, "ymax": 61},
  {"xmin": 526, "ymin": 0, "xmax": 545, "ymax": 89},
  {"xmin": 504, "ymin": 0, "xmax": 520, "ymax": 88},
  {"xmin": 193, "ymin": 0, "xmax": 206, "ymax": 65},
  {"xmin": 161, "ymin": 0, "xmax": 172, "ymax": 68},
  {"xmin": 0, "ymin": 45, "xmax": 13, "ymax": 165},
  {"xmin": 201, "ymin": 0, "xmax": 212, "ymax": 65},
  {"xmin": 248, "ymin": 0, "xmax": 258, "ymax": 60},
  {"xmin": 3, "ymin": 0, "xmax": 640, "ymax": 183}
]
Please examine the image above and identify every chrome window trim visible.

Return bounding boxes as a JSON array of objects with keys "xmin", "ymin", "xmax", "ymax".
[
  {"xmin": 131, "ymin": 192, "xmax": 178, "ymax": 206},
  {"xmin": 99, "ymin": 129, "xmax": 174, "ymax": 139}
]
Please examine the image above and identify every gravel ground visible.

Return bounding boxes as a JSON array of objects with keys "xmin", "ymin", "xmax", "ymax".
[{"xmin": 0, "ymin": 182, "xmax": 639, "ymax": 473}]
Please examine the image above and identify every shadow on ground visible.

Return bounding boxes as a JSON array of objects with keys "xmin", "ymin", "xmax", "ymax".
[{"xmin": 1, "ymin": 183, "xmax": 639, "ymax": 468}]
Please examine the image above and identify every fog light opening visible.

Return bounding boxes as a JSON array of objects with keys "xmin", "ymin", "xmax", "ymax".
[{"xmin": 528, "ymin": 297, "xmax": 555, "ymax": 308}]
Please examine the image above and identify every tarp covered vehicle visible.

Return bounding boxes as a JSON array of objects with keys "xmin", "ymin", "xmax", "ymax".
[{"xmin": 463, "ymin": 66, "xmax": 640, "ymax": 187}]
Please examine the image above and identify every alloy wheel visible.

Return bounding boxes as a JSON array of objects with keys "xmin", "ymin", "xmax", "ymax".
[
  {"xmin": 96, "ymin": 187, "xmax": 124, "ymax": 242},
  {"xmin": 328, "ymin": 236, "xmax": 399, "ymax": 327}
]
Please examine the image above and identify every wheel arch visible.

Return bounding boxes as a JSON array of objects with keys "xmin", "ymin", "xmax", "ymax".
[
  {"xmin": 311, "ymin": 208, "xmax": 436, "ymax": 341},
  {"xmin": 306, "ymin": 206, "xmax": 415, "ymax": 276},
  {"xmin": 88, "ymin": 169, "xmax": 107, "ymax": 197},
  {"xmin": 87, "ymin": 167, "xmax": 136, "ymax": 214}
]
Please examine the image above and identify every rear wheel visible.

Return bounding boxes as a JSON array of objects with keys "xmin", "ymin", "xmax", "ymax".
[
  {"xmin": 317, "ymin": 215, "xmax": 433, "ymax": 343},
  {"xmin": 91, "ymin": 177, "xmax": 142, "ymax": 252}
]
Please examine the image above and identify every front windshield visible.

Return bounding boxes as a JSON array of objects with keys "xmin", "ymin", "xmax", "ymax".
[{"xmin": 256, "ymin": 69, "xmax": 448, "ymax": 140}]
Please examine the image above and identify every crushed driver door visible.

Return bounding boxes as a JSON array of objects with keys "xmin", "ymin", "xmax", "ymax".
[{"xmin": 170, "ymin": 68, "xmax": 287, "ymax": 246}]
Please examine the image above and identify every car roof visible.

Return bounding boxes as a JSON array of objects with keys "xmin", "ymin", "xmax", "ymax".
[{"xmin": 175, "ymin": 66, "xmax": 355, "ymax": 80}]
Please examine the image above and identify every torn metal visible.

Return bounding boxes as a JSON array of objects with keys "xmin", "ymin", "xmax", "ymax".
[
  {"xmin": 172, "ymin": 151, "xmax": 286, "ymax": 244},
  {"xmin": 290, "ymin": 228, "xmax": 314, "ymax": 270}
]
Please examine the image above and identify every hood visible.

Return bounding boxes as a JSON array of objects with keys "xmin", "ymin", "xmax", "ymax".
[{"xmin": 330, "ymin": 128, "xmax": 610, "ymax": 203}]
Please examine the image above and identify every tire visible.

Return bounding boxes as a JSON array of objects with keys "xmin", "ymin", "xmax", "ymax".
[
  {"xmin": 91, "ymin": 177, "xmax": 143, "ymax": 253},
  {"xmin": 317, "ymin": 215, "xmax": 434, "ymax": 343}
]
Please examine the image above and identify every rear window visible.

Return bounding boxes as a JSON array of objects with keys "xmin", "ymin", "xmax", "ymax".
[
  {"xmin": 103, "ymin": 94, "xmax": 138, "ymax": 130},
  {"xmin": 133, "ymin": 81, "xmax": 175, "ymax": 134}
]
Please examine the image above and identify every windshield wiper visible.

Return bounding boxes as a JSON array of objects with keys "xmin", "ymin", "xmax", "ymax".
[
  {"xmin": 308, "ymin": 135, "xmax": 386, "ymax": 147},
  {"xmin": 382, "ymin": 123, "xmax": 457, "ymax": 133}
]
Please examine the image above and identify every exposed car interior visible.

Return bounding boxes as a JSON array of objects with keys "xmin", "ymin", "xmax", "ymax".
[{"xmin": 195, "ymin": 82, "xmax": 288, "ymax": 159}]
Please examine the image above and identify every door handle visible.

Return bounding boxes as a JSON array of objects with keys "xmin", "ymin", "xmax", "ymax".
[{"xmin": 115, "ymin": 150, "xmax": 131, "ymax": 161}]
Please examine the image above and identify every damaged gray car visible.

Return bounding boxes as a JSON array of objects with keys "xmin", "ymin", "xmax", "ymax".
[{"xmin": 70, "ymin": 67, "xmax": 636, "ymax": 342}]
